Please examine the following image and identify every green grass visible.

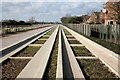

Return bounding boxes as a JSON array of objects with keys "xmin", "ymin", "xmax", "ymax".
[
  {"xmin": 33, "ymin": 40, "xmax": 46, "ymax": 44},
  {"xmin": 40, "ymin": 35, "xmax": 49, "ymax": 39},
  {"xmin": 71, "ymin": 46, "xmax": 94, "ymax": 56},
  {"xmin": 66, "ymin": 36, "xmax": 75, "ymax": 39},
  {"xmin": 13, "ymin": 46, "xmax": 41, "ymax": 57},
  {"xmin": 68, "ymin": 40, "xmax": 81, "ymax": 44},
  {"xmin": 46, "ymin": 27, "xmax": 56, "ymax": 35},
  {"xmin": 63, "ymin": 28, "xmax": 72, "ymax": 35},
  {"xmin": 77, "ymin": 59, "xmax": 118, "ymax": 79},
  {"xmin": 43, "ymin": 33, "xmax": 58, "ymax": 80},
  {"xmin": 68, "ymin": 27, "xmax": 120, "ymax": 55}
]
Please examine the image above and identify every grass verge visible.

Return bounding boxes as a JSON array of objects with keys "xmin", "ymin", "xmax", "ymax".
[
  {"xmin": 77, "ymin": 59, "xmax": 118, "ymax": 79},
  {"xmin": 71, "ymin": 46, "xmax": 94, "ymax": 56},
  {"xmin": 43, "ymin": 32, "xmax": 58, "ymax": 80}
]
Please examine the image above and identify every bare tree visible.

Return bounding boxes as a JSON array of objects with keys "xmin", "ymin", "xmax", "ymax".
[{"xmin": 28, "ymin": 16, "xmax": 36, "ymax": 23}]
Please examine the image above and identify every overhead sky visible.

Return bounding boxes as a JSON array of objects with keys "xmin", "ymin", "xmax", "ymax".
[{"xmin": 1, "ymin": 0, "xmax": 109, "ymax": 22}]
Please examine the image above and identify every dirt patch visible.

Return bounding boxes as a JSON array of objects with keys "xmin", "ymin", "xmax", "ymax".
[
  {"xmin": 2, "ymin": 59, "xmax": 30, "ymax": 79},
  {"xmin": 12, "ymin": 46, "xmax": 41, "ymax": 57},
  {"xmin": 77, "ymin": 59, "xmax": 118, "ymax": 79},
  {"xmin": 71, "ymin": 46, "xmax": 94, "ymax": 56}
]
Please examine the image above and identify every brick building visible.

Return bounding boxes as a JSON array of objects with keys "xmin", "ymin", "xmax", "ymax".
[
  {"xmin": 86, "ymin": 12, "xmax": 101, "ymax": 24},
  {"xmin": 104, "ymin": 1, "xmax": 120, "ymax": 24}
]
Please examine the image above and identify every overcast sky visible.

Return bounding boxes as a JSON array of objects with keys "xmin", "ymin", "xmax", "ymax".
[{"xmin": 1, "ymin": 0, "xmax": 107, "ymax": 22}]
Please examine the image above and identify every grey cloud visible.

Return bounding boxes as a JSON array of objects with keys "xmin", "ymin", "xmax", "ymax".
[{"xmin": 2, "ymin": 2, "xmax": 104, "ymax": 22}]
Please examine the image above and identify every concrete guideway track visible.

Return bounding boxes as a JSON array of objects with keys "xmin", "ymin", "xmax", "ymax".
[
  {"xmin": 17, "ymin": 26, "xmax": 59, "ymax": 78},
  {"xmin": 1, "ymin": 24, "xmax": 119, "ymax": 79},
  {"xmin": 63, "ymin": 25, "xmax": 120, "ymax": 77},
  {"xmin": 61, "ymin": 27, "xmax": 85, "ymax": 79}
]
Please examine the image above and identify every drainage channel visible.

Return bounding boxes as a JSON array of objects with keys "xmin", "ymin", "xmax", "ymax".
[
  {"xmin": 62, "ymin": 26, "xmax": 119, "ymax": 79},
  {"xmin": 1, "ymin": 26, "xmax": 57, "ymax": 79}
]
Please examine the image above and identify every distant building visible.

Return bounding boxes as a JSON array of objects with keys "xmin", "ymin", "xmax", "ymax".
[
  {"xmin": 87, "ymin": 1, "xmax": 120, "ymax": 24},
  {"xmin": 86, "ymin": 12, "xmax": 101, "ymax": 24}
]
